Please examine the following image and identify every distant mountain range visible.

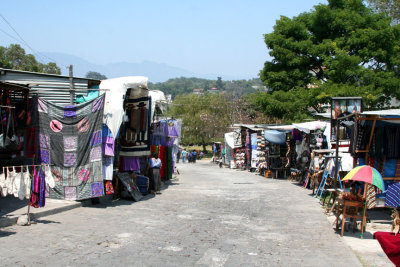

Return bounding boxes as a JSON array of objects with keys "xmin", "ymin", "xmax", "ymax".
[{"xmin": 40, "ymin": 52, "xmax": 243, "ymax": 82}]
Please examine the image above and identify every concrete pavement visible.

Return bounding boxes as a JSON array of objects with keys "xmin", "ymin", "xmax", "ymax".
[{"xmin": 0, "ymin": 160, "xmax": 389, "ymax": 266}]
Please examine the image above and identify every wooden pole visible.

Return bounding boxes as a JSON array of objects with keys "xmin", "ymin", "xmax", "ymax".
[
  {"xmin": 334, "ymin": 119, "xmax": 340, "ymax": 190},
  {"xmin": 69, "ymin": 65, "xmax": 74, "ymax": 105}
]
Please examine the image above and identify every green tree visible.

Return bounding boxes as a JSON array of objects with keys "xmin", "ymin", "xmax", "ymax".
[
  {"xmin": 41, "ymin": 62, "xmax": 61, "ymax": 75},
  {"xmin": 367, "ymin": 0, "xmax": 400, "ymax": 24},
  {"xmin": 216, "ymin": 77, "xmax": 224, "ymax": 90},
  {"xmin": 86, "ymin": 71, "xmax": 107, "ymax": 80},
  {"xmin": 0, "ymin": 44, "xmax": 61, "ymax": 74},
  {"xmin": 169, "ymin": 93, "xmax": 232, "ymax": 151},
  {"xmin": 259, "ymin": 0, "xmax": 400, "ymax": 121}
]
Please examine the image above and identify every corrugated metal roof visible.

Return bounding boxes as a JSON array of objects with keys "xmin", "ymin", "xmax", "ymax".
[{"xmin": 0, "ymin": 68, "xmax": 100, "ymax": 105}]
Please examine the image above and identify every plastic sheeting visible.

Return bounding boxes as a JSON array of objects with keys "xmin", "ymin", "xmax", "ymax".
[
  {"xmin": 264, "ymin": 130, "xmax": 287, "ymax": 145},
  {"xmin": 148, "ymin": 90, "xmax": 167, "ymax": 122},
  {"xmin": 100, "ymin": 76, "xmax": 148, "ymax": 139},
  {"xmin": 292, "ymin": 121, "xmax": 327, "ymax": 134}
]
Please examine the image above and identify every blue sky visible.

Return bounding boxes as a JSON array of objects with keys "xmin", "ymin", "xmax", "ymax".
[{"xmin": 0, "ymin": 0, "xmax": 327, "ymax": 79}]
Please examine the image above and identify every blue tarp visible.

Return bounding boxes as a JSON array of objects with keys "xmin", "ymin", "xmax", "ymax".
[{"xmin": 264, "ymin": 130, "xmax": 287, "ymax": 145}]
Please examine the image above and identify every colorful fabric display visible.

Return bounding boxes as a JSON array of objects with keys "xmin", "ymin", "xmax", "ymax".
[
  {"xmin": 37, "ymin": 95, "xmax": 105, "ymax": 200},
  {"xmin": 120, "ymin": 97, "xmax": 151, "ymax": 157},
  {"xmin": 365, "ymin": 184, "xmax": 376, "ymax": 209},
  {"xmin": 30, "ymin": 167, "xmax": 46, "ymax": 208},
  {"xmin": 104, "ymin": 181, "xmax": 114, "ymax": 195},
  {"xmin": 103, "ymin": 156, "xmax": 114, "ymax": 180},
  {"xmin": 385, "ymin": 183, "xmax": 400, "ymax": 207},
  {"xmin": 122, "ymin": 156, "xmax": 140, "ymax": 172}
]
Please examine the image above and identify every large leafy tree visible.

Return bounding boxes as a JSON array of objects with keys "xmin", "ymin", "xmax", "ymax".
[
  {"xmin": 169, "ymin": 93, "xmax": 232, "ymax": 150},
  {"xmin": 86, "ymin": 71, "xmax": 107, "ymax": 80},
  {"xmin": 367, "ymin": 0, "xmax": 400, "ymax": 24},
  {"xmin": 0, "ymin": 44, "xmax": 61, "ymax": 74},
  {"xmin": 259, "ymin": 0, "xmax": 400, "ymax": 121}
]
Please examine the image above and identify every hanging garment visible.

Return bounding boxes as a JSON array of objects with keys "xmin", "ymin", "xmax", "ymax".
[
  {"xmin": 159, "ymin": 146, "xmax": 167, "ymax": 179},
  {"xmin": 122, "ymin": 156, "xmax": 140, "ymax": 172},
  {"xmin": 30, "ymin": 167, "xmax": 46, "ymax": 208},
  {"xmin": 385, "ymin": 183, "xmax": 400, "ymax": 207},
  {"xmin": 23, "ymin": 167, "xmax": 31, "ymax": 199},
  {"xmin": 365, "ymin": 184, "xmax": 376, "ymax": 209},
  {"xmin": 102, "ymin": 156, "xmax": 114, "ymax": 180},
  {"xmin": 120, "ymin": 97, "xmax": 151, "ymax": 157},
  {"xmin": 166, "ymin": 146, "xmax": 173, "ymax": 180},
  {"xmin": 12, "ymin": 170, "xmax": 22, "ymax": 198},
  {"xmin": 6, "ymin": 167, "xmax": 16, "ymax": 195},
  {"xmin": 104, "ymin": 181, "xmax": 114, "ymax": 195},
  {"xmin": 44, "ymin": 165, "xmax": 55, "ymax": 188},
  {"xmin": 0, "ymin": 168, "xmax": 7, "ymax": 197},
  {"xmin": 384, "ymin": 127, "xmax": 400, "ymax": 159},
  {"xmin": 37, "ymin": 95, "xmax": 105, "ymax": 200}
]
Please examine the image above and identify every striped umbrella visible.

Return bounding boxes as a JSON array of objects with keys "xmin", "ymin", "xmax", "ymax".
[{"xmin": 342, "ymin": 165, "xmax": 385, "ymax": 191}]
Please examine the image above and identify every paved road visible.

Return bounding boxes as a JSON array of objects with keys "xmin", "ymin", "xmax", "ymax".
[{"xmin": 0, "ymin": 160, "xmax": 362, "ymax": 266}]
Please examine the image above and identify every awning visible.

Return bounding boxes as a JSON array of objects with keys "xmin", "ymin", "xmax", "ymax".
[
  {"xmin": 264, "ymin": 130, "xmax": 287, "ymax": 145},
  {"xmin": 292, "ymin": 121, "xmax": 327, "ymax": 134}
]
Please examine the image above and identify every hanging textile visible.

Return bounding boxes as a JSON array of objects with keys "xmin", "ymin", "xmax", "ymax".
[
  {"xmin": 251, "ymin": 133, "xmax": 258, "ymax": 168},
  {"xmin": 166, "ymin": 146, "xmax": 173, "ymax": 180},
  {"xmin": 385, "ymin": 183, "xmax": 400, "ymax": 207},
  {"xmin": 122, "ymin": 156, "xmax": 141, "ymax": 172},
  {"xmin": 120, "ymin": 97, "xmax": 151, "ymax": 157},
  {"xmin": 37, "ymin": 95, "xmax": 105, "ymax": 200},
  {"xmin": 365, "ymin": 184, "xmax": 376, "ymax": 209},
  {"xmin": 159, "ymin": 146, "xmax": 167, "ymax": 179},
  {"xmin": 30, "ymin": 166, "xmax": 46, "ymax": 208},
  {"xmin": 245, "ymin": 130, "xmax": 251, "ymax": 169}
]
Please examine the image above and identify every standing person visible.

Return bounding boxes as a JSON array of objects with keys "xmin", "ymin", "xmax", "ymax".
[
  {"xmin": 177, "ymin": 148, "xmax": 181, "ymax": 163},
  {"xmin": 199, "ymin": 151, "xmax": 204, "ymax": 160},
  {"xmin": 192, "ymin": 150, "xmax": 198, "ymax": 163},
  {"xmin": 188, "ymin": 151, "xmax": 192, "ymax": 163},
  {"xmin": 147, "ymin": 152, "xmax": 162, "ymax": 195},
  {"xmin": 181, "ymin": 148, "xmax": 188, "ymax": 163}
]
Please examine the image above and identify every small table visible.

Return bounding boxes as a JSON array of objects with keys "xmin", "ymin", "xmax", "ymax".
[{"xmin": 336, "ymin": 198, "xmax": 366, "ymax": 237}]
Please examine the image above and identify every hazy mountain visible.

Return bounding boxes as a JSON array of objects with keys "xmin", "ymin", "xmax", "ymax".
[{"xmin": 40, "ymin": 52, "xmax": 239, "ymax": 82}]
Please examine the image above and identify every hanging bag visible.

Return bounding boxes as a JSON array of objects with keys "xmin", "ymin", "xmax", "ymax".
[
  {"xmin": 4, "ymin": 109, "xmax": 20, "ymax": 151},
  {"xmin": 0, "ymin": 107, "xmax": 5, "ymax": 151}
]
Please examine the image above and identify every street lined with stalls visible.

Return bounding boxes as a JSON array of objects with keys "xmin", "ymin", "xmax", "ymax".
[{"xmin": 1, "ymin": 160, "xmax": 388, "ymax": 266}]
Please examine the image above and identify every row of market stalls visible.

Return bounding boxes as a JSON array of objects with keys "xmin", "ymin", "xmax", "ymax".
[
  {"xmin": 221, "ymin": 108, "xmax": 400, "ymax": 236},
  {"xmin": 0, "ymin": 69, "xmax": 181, "ymax": 210}
]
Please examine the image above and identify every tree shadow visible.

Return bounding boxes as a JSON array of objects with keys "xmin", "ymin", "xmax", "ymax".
[{"xmin": 0, "ymin": 230, "xmax": 16, "ymax": 238}]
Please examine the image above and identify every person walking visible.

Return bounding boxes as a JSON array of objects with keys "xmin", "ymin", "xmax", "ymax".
[
  {"xmin": 192, "ymin": 150, "xmax": 198, "ymax": 163},
  {"xmin": 181, "ymin": 148, "xmax": 188, "ymax": 163},
  {"xmin": 177, "ymin": 148, "xmax": 181, "ymax": 163},
  {"xmin": 147, "ymin": 152, "xmax": 162, "ymax": 195}
]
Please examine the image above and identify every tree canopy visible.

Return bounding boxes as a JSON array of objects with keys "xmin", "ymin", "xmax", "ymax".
[
  {"xmin": 258, "ymin": 0, "xmax": 400, "ymax": 121},
  {"xmin": 169, "ymin": 93, "xmax": 232, "ymax": 148},
  {"xmin": 367, "ymin": 0, "xmax": 400, "ymax": 24},
  {"xmin": 149, "ymin": 77, "xmax": 263, "ymax": 99},
  {"xmin": 86, "ymin": 71, "xmax": 107, "ymax": 80},
  {"xmin": 0, "ymin": 44, "xmax": 61, "ymax": 74}
]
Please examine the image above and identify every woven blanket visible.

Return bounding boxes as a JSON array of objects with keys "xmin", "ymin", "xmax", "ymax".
[
  {"xmin": 37, "ymin": 95, "xmax": 105, "ymax": 200},
  {"xmin": 120, "ymin": 96, "xmax": 151, "ymax": 157},
  {"xmin": 386, "ymin": 182, "xmax": 400, "ymax": 208}
]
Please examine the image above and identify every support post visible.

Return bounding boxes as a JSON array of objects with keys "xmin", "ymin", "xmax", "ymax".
[{"xmin": 69, "ymin": 65, "xmax": 74, "ymax": 105}]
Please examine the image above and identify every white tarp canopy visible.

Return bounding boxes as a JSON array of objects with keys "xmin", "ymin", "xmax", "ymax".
[
  {"xmin": 361, "ymin": 109, "xmax": 400, "ymax": 124},
  {"xmin": 292, "ymin": 121, "xmax": 327, "ymax": 134},
  {"xmin": 266, "ymin": 125, "xmax": 294, "ymax": 131},
  {"xmin": 100, "ymin": 76, "xmax": 148, "ymax": 138},
  {"xmin": 148, "ymin": 90, "xmax": 167, "ymax": 121},
  {"xmin": 224, "ymin": 132, "xmax": 235, "ymax": 148},
  {"xmin": 361, "ymin": 109, "xmax": 400, "ymax": 116}
]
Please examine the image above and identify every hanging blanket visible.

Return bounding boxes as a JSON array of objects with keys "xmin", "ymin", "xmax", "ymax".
[
  {"xmin": 37, "ymin": 95, "xmax": 105, "ymax": 200},
  {"xmin": 385, "ymin": 183, "xmax": 400, "ymax": 207},
  {"xmin": 374, "ymin": 232, "xmax": 400, "ymax": 266},
  {"xmin": 120, "ymin": 97, "xmax": 151, "ymax": 157}
]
